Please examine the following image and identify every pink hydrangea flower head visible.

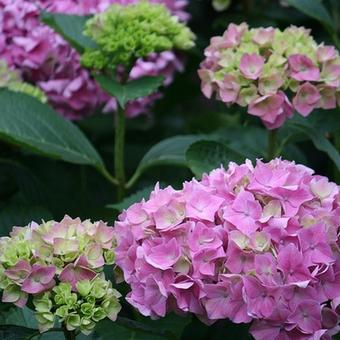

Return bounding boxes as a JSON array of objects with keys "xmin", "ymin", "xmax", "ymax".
[
  {"xmin": 199, "ymin": 23, "xmax": 340, "ymax": 129},
  {"xmin": 115, "ymin": 158, "xmax": 340, "ymax": 339}
]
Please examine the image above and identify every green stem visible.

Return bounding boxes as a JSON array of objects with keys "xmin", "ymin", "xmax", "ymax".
[
  {"xmin": 115, "ymin": 105, "xmax": 126, "ymax": 201},
  {"xmin": 62, "ymin": 325, "xmax": 76, "ymax": 340},
  {"xmin": 99, "ymin": 167, "xmax": 119, "ymax": 186},
  {"xmin": 125, "ymin": 170, "xmax": 141, "ymax": 190},
  {"xmin": 267, "ymin": 129, "xmax": 278, "ymax": 160}
]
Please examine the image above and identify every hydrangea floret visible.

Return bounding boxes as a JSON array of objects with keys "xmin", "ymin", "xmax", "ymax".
[
  {"xmin": 0, "ymin": 0, "xmax": 189, "ymax": 119},
  {"xmin": 198, "ymin": 23, "xmax": 340, "ymax": 129},
  {"xmin": 0, "ymin": 60, "xmax": 47, "ymax": 102},
  {"xmin": 0, "ymin": 216, "xmax": 121, "ymax": 334},
  {"xmin": 82, "ymin": 1, "xmax": 195, "ymax": 70},
  {"xmin": 114, "ymin": 159, "xmax": 340, "ymax": 339}
]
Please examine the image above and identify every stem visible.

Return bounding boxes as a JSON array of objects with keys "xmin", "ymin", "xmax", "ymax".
[
  {"xmin": 115, "ymin": 105, "xmax": 126, "ymax": 201},
  {"xmin": 99, "ymin": 167, "xmax": 119, "ymax": 186},
  {"xmin": 62, "ymin": 325, "xmax": 76, "ymax": 340},
  {"xmin": 267, "ymin": 129, "xmax": 278, "ymax": 160},
  {"xmin": 125, "ymin": 170, "xmax": 141, "ymax": 190}
]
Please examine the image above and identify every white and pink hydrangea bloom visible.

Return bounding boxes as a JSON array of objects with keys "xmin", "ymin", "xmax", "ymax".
[
  {"xmin": 0, "ymin": 216, "xmax": 116, "ymax": 304},
  {"xmin": 199, "ymin": 23, "xmax": 340, "ymax": 129},
  {"xmin": 114, "ymin": 158, "xmax": 340, "ymax": 340},
  {"xmin": 0, "ymin": 0, "xmax": 189, "ymax": 119}
]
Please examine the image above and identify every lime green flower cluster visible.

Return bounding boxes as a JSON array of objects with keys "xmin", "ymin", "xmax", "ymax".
[
  {"xmin": 0, "ymin": 60, "xmax": 47, "ymax": 102},
  {"xmin": 0, "ymin": 216, "xmax": 121, "ymax": 335},
  {"xmin": 33, "ymin": 278, "xmax": 121, "ymax": 334},
  {"xmin": 81, "ymin": 1, "xmax": 195, "ymax": 70}
]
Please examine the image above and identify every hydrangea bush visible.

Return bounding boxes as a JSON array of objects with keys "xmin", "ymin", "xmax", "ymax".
[
  {"xmin": 0, "ymin": 216, "xmax": 121, "ymax": 335},
  {"xmin": 0, "ymin": 0, "xmax": 189, "ymax": 119},
  {"xmin": 0, "ymin": 1, "xmax": 339, "ymax": 339},
  {"xmin": 114, "ymin": 159, "xmax": 340, "ymax": 339},
  {"xmin": 198, "ymin": 23, "xmax": 340, "ymax": 129}
]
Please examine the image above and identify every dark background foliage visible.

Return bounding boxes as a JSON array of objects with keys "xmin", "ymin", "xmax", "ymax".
[{"xmin": 0, "ymin": 0, "xmax": 339, "ymax": 339}]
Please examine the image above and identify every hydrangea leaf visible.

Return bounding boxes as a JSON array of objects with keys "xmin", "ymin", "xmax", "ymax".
[
  {"xmin": 126, "ymin": 135, "xmax": 205, "ymax": 188},
  {"xmin": 186, "ymin": 140, "xmax": 245, "ymax": 178},
  {"xmin": 107, "ymin": 186, "xmax": 154, "ymax": 211},
  {"xmin": 94, "ymin": 75, "xmax": 164, "ymax": 108},
  {"xmin": 40, "ymin": 12, "xmax": 96, "ymax": 53},
  {"xmin": 0, "ymin": 205, "xmax": 52, "ymax": 237},
  {"xmin": 286, "ymin": 0, "xmax": 334, "ymax": 30},
  {"xmin": 0, "ymin": 90, "xmax": 104, "ymax": 169},
  {"xmin": 288, "ymin": 117, "xmax": 340, "ymax": 170}
]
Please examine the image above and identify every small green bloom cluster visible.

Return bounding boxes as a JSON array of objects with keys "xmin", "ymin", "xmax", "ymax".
[
  {"xmin": 212, "ymin": 0, "xmax": 231, "ymax": 11},
  {"xmin": 81, "ymin": 1, "xmax": 195, "ymax": 70},
  {"xmin": 0, "ymin": 60, "xmax": 47, "ymax": 102},
  {"xmin": 0, "ymin": 216, "xmax": 121, "ymax": 334},
  {"xmin": 33, "ymin": 278, "xmax": 121, "ymax": 334}
]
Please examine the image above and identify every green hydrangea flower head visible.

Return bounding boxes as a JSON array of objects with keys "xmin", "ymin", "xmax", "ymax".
[
  {"xmin": 0, "ymin": 60, "xmax": 47, "ymax": 103},
  {"xmin": 81, "ymin": 1, "xmax": 195, "ymax": 71},
  {"xmin": 0, "ymin": 216, "xmax": 121, "ymax": 336}
]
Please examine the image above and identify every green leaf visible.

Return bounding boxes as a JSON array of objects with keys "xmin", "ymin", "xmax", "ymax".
[
  {"xmin": 0, "ymin": 325, "xmax": 37, "ymax": 340},
  {"xmin": 127, "ymin": 135, "xmax": 204, "ymax": 188},
  {"xmin": 0, "ymin": 159, "xmax": 46, "ymax": 206},
  {"xmin": 186, "ymin": 140, "xmax": 245, "ymax": 178},
  {"xmin": 137, "ymin": 135, "xmax": 204, "ymax": 171},
  {"xmin": 214, "ymin": 126, "xmax": 267, "ymax": 159},
  {"xmin": 289, "ymin": 120, "xmax": 340, "ymax": 170},
  {"xmin": 0, "ymin": 90, "xmax": 104, "ymax": 169},
  {"xmin": 125, "ymin": 76, "xmax": 165, "ymax": 102},
  {"xmin": 95, "ymin": 317, "xmax": 174, "ymax": 340},
  {"xmin": 0, "ymin": 306, "xmax": 38, "ymax": 329},
  {"xmin": 286, "ymin": 0, "xmax": 334, "ymax": 29},
  {"xmin": 107, "ymin": 186, "xmax": 154, "ymax": 211},
  {"xmin": 0, "ymin": 307, "xmax": 39, "ymax": 340},
  {"xmin": 138, "ymin": 314, "xmax": 192, "ymax": 339},
  {"xmin": 40, "ymin": 12, "xmax": 96, "ymax": 53},
  {"xmin": 94, "ymin": 75, "xmax": 164, "ymax": 108},
  {"xmin": 0, "ymin": 205, "xmax": 52, "ymax": 236}
]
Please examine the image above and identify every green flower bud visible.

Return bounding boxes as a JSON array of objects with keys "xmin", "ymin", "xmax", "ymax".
[
  {"xmin": 212, "ymin": 0, "xmax": 231, "ymax": 11},
  {"xmin": 101, "ymin": 296, "xmax": 121, "ymax": 321},
  {"xmin": 91, "ymin": 278, "xmax": 109, "ymax": 299},
  {"xmin": 77, "ymin": 280, "xmax": 92, "ymax": 297},
  {"xmin": 35, "ymin": 312, "xmax": 55, "ymax": 333},
  {"xmin": 33, "ymin": 293, "xmax": 52, "ymax": 312},
  {"xmin": 66, "ymin": 314, "xmax": 81, "ymax": 331},
  {"xmin": 80, "ymin": 317, "xmax": 96, "ymax": 335},
  {"xmin": 103, "ymin": 249, "xmax": 115, "ymax": 265},
  {"xmin": 55, "ymin": 305, "xmax": 69, "ymax": 318},
  {"xmin": 92, "ymin": 307, "xmax": 107, "ymax": 322},
  {"xmin": 80, "ymin": 302, "xmax": 94, "ymax": 318},
  {"xmin": 86, "ymin": 295, "xmax": 96, "ymax": 305},
  {"xmin": 0, "ymin": 276, "xmax": 11, "ymax": 290},
  {"xmin": 51, "ymin": 260, "xmax": 64, "ymax": 276}
]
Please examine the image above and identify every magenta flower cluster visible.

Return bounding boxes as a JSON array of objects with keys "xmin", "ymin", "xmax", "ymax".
[
  {"xmin": 115, "ymin": 159, "xmax": 340, "ymax": 339},
  {"xmin": 0, "ymin": 0, "xmax": 188, "ymax": 119},
  {"xmin": 198, "ymin": 23, "xmax": 340, "ymax": 129}
]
